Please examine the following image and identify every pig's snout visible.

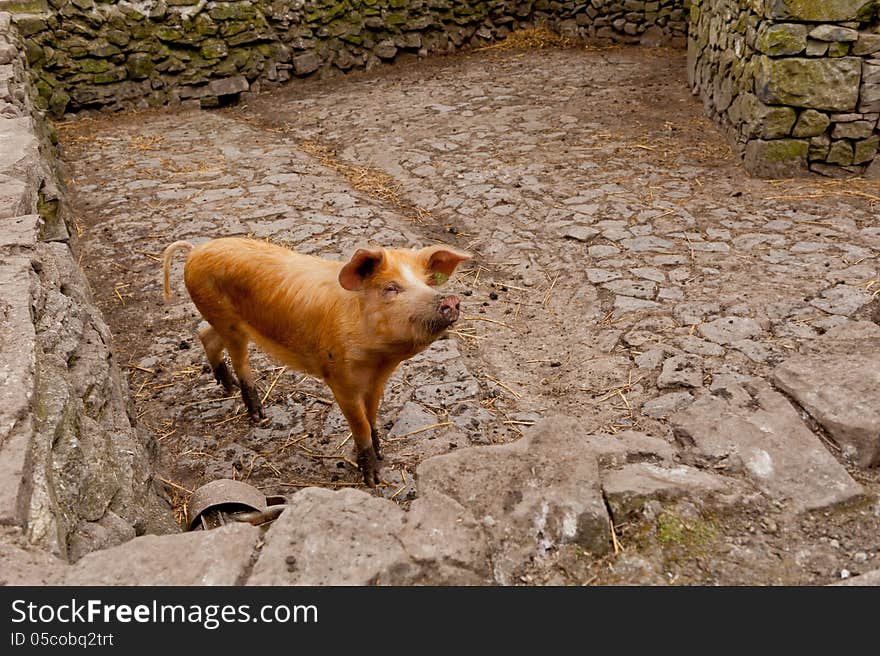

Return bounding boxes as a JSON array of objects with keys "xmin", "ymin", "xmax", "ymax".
[{"xmin": 438, "ymin": 295, "xmax": 460, "ymax": 324}]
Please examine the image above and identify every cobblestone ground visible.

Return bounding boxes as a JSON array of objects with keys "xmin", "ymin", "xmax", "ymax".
[{"xmin": 59, "ymin": 46, "xmax": 880, "ymax": 584}]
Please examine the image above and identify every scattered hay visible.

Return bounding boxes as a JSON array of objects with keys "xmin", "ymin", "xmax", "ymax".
[
  {"xmin": 298, "ymin": 139, "xmax": 433, "ymax": 223},
  {"xmin": 486, "ymin": 27, "xmax": 579, "ymax": 50},
  {"xmin": 765, "ymin": 178, "xmax": 880, "ymax": 208},
  {"xmin": 156, "ymin": 476, "xmax": 193, "ymax": 527},
  {"xmin": 129, "ymin": 134, "xmax": 165, "ymax": 152}
]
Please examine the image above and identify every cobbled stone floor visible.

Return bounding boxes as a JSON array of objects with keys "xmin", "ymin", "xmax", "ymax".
[{"xmin": 59, "ymin": 45, "xmax": 880, "ymax": 584}]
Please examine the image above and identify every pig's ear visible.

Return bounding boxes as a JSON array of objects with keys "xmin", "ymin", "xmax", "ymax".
[
  {"xmin": 339, "ymin": 248, "xmax": 386, "ymax": 291},
  {"xmin": 419, "ymin": 245, "xmax": 471, "ymax": 285}
]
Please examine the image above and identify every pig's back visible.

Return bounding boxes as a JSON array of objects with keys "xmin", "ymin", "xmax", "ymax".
[{"xmin": 184, "ymin": 237, "xmax": 354, "ymax": 375}]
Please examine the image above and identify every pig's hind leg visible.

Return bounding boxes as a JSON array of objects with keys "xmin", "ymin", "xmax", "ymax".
[
  {"xmin": 221, "ymin": 326, "xmax": 266, "ymax": 423},
  {"xmin": 198, "ymin": 325, "xmax": 238, "ymax": 392}
]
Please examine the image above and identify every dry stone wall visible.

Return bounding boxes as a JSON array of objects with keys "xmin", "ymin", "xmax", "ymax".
[
  {"xmin": 0, "ymin": 9, "xmax": 173, "ymax": 563},
  {"xmin": 689, "ymin": 0, "xmax": 880, "ymax": 177},
  {"xmin": 14, "ymin": 0, "xmax": 690, "ymax": 116}
]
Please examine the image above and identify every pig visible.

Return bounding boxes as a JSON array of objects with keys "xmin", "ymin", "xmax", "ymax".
[{"xmin": 162, "ymin": 237, "xmax": 470, "ymax": 486}]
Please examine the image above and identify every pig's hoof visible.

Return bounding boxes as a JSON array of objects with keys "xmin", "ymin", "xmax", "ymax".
[
  {"xmin": 240, "ymin": 384, "xmax": 265, "ymax": 423},
  {"xmin": 357, "ymin": 449, "xmax": 380, "ymax": 488}
]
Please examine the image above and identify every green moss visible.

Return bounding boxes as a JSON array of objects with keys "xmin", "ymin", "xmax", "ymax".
[
  {"xmin": 756, "ymin": 23, "xmax": 807, "ymax": 55},
  {"xmin": 761, "ymin": 138, "xmax": 810, "ymax": 162},
  {"xmin": 92, "ymin": 68, "xmax": 127, "ymax": 84},
  {"xmin": 656, "ymin": 510, "xmax": 718, "ymax": 552},
  {"xmin": 156, "ymin": 26, "xmax": 184, "ymax": 42},
  {"xmin": 48, "ymin": 88, "xmax": 70, "ymax": 117},
  {"xmin": 828, "ymin": 42, "xmax": 851, "ymax": 57},
  {"xmin": 78, "ymin": 58, "xmax": 109, "ymax": 73}
]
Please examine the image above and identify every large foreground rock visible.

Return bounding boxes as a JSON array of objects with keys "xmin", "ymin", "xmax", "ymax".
[
  {"xmin": 417, "ymin": 416, "xmax": 611, "ymax": 584},
  {"xmin": 670, "ymin": 376, "xmax": 863, "ymax": 512},
  {"xmin": 248, "ymin": 487, "xmax": 491, "ymax": 585},
  {"xmin": 830, "ymin": 569, "xmax": 880, "ymax": 586},
  {"xmin": 64, "ymin": 524, "xmax": 259, "ymax": 585},
  {"xmin": 0, "ymin": 536, "xmax": 67, "ymax": 585},
  {"xmin": 772, "ymin": 323, "xmax": 880, "ymax": 467}
]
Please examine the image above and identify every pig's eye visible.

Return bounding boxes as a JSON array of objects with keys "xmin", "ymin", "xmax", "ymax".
[{"xmin": 383, "ymin": 282, "xmax": 402, "ymax": 298}]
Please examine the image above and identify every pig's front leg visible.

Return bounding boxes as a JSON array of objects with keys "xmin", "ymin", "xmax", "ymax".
[
  {"xmin": 364, "ymin": 370, "xmax": 393, "ymax": 462},
  {"xmin": 370, "ymin": 425, "xmax": 382, "ymax": 461},
  {"xmin": 335, "ymin": 395, "xmax": 381, "ymax": 487}
]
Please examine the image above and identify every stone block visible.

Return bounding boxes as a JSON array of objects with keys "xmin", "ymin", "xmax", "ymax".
[
  {"xmin": 756, "ymin": 56, "xmax": 861, "ymax": 111},
  {"xmin": 826, "ymin": 139, "xmax": 855, "ymax": 165},
  {"xmin": 766, "ymin": 1, "xmax": 878, "ymax": 22},
  {"xmin": 831, "ymin": 119, "xmax": 876, "ymax": 139},
  {"xmin": 744, "ymin": 138, "xmax": 810, "ymax": 177},
  {"xmin": 853, "ymin": 135, "xmax": 880, "ymax": 164},
  {"xmin": 756, "ymin": 23, "xmax": 807, "ymax": 55},
  {"xmin": 793, "ymin": 109, "xmax": 830, "ymax": 137},
  {"xmin": 809, "ymin": 25, "xmax": 859, "ymax": 42}
]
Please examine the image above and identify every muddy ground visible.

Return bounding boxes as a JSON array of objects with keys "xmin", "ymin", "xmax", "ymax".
[{"xmin": 57, "ymin": 44, "xmax": 880, "ymax": 585}]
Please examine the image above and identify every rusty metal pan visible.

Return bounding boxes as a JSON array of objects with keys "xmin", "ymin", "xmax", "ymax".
[{"xmin": 186, "ymin": 479, "xmax": 270, "ymax": 530}]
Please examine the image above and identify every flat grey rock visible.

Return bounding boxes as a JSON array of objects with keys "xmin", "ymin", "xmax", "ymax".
[
  {"xmin": 602, "ymin": 278, "xmax": 658, "ymax": 299},
  {"xmin": 387, "ymin": 401, "xmax": 439, "ymax": 439},
  {"xmin": 773, "ymin": 347, "xmax": 880, "ymax": 467},
  {"xmin": 657, "ymin": 354, "xmax": 703, "ymax": 389},
  {"xmin": 670, "ymin": 376, "xmax": 863, "ymax": 512},
  {"xmin": 561, "ymin": 225, "xmax": 599, "ymax": 242},
  {"xmin": 698, "ymin": 316, "xmax": 763, "ymax": 344},
  {"xmin": 642, "ymin": 391, "xmax": 695, "ymax": 418},
  {"xmin": 810, "ymin": 284, "xmax": 872, "ymax": 316}
]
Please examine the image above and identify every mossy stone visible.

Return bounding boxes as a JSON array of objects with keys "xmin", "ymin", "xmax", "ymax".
[
  {"xmin": 826, "ymin": 140, "xmax": 854, "ymax": 165},
  {"xmin": 809, "ymin": 134, "xmax": 831, "ymax": 161},
  {"xmin": 195, "ymin": 14, "xmax": 218, "ymax": 36},
  {"xmin": 78, "ymin": 57, "xmax": 109, "ymax": 73},
  {"xmin": 48, "ymin": 88, "xmax": 70, "ymax": 116},
  {"xmin": 756, "ymin": 23, "xmax": 807, "ymax": 55},
  {"xmin": 792, "ymin": 109, "xmax": 830, "ymax": 137},
  {"xmin": 827, "ymin": 42, "xmax": 851, "ymax": 57},
  {"xmin": 25, "ymin": 41, "xmax": 44, "ymax": 65},
  {"xmin": 853, "ymin": 136, "xmax": 880, "ymax": 164},
  {"xmin": 34, "ymin": 79, "xmax": 52, "ymax": 99},
  {"xmin": 156, "ymin": 26, "xmax": 184, "ymax": 42},
  {"xmin": 761, "ymin": 106, "xmax": 797, "ymax": 138},
  {"xmin": 93, "ymin": 67, "xmax": 127, "ymax": 84},
  {"xmin": 767, "ymin": 1, "xmax": 878, "ymax": 22},
  {"xmin": 744, "ymin": 138, "xmax": 809, "ymax": 177},
  {"xmin": 756, "ymin": 55, "xmax": 860, "ymax": 111},
  {"xmin": 201, "ymin": 39, "xmax": 228, "ymax": 60},
  {"xmin": 105, "ymin": 29, "xmax": 130, "ymax": 47},
  {"xmin": 126, "ymin": 52, "xmax": 153, "ymax": 79},
  {"xmin": 209, "ymin": 4, "xmax": 257, "ymax": 20}
]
